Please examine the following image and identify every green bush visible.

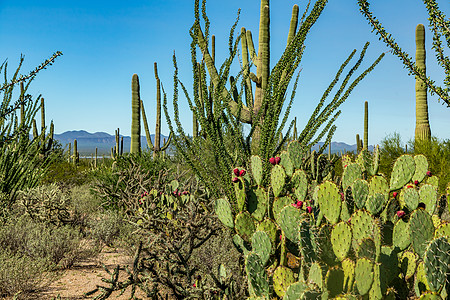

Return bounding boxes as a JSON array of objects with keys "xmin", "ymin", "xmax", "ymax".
[
  {"xmin": 88, "ymin": 210, "xmax": 124, "ymax": 247},
  {"xmin": 0, "ymin": 249, "xmax": 54, "ymax": 299},
  {"xmin": 0, "ymin": 215, "xmax": 89, "ymax": 269}
]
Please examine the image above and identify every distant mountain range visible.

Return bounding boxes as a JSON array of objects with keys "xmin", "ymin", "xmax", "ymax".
[
  {"xmin": 53, "ymin": 130, "xmax": 372, "ymax": 156},
  {"xmin": 54, "ymin": 130, "xmax": 172, "ymax": 156}
]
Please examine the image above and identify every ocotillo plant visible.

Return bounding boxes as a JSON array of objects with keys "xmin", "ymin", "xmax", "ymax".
[
  {"xmin": 141, "ymin": 62, "xmax": 172, "ymax": 158},
  {"xmin": 164, "ymin": 0, "xmax": 384, "ymax": 203},
  {"xmin": 415, "ymin": 24, "xmax": 431, "ymax": 142},
  {"xmin": 130, "ymin": 74, "xmax": 141, "ymax": 154}
]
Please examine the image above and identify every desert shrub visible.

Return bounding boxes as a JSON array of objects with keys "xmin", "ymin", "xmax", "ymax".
[
  {"xmin": 88, "ymin": 210, "xmax": 124, "ymax": 247},
  {"xmin": 0, "ymin": 215, "xmax": 88, "ymax": 270},
  {"xmin": 0, "ymin": 249, "xmax": 54, "ymax": 298},
  {"xmin": 40, "ymin": 158, "xmax": 93, "ymax": 187}
]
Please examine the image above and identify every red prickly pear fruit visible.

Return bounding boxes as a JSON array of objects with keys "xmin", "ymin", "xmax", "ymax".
[
  {"xmin": 340, "ymin": 192, "xmax": 345, "ymax": 201},
  {"xmin": 232, "ymin": 177, "xmax": 239, "ymax": 183},
  {"xmin": 407, "ymin": 185, "xmax": 413, "ymax": 189},
  {"xmin": 269, "ymin": 157, "xmax": 276, "ymax": 165},
  {"xmin": 279, "ymin": 234, "xmax": 282, "ymax": 241},
  {"xmin": 393, "ymin": 192, "xmax": 398, "ymax": 198},
  {"xmin": 275, "ymin": 157, "xmax": 281, "ymax": 164},
  {"xmin": 396, "ymin": 210, "xmax": 406, "ymax": 218},
  {"xmin": 178, "ymin": 192, "xmax": 182, "ymax": 196},
  {"xmin": 297, "ymin": 200, "xmax": 303, "ymax": 208},
  {"xmin": 233, "ymin": 168, "xmax": 240, "ymax": 176},
  {"xmin": 414, "ymin": 180, "xmax": 419, "ymax": 186},
  {"xmin": 306, "ymin": 206, "xmax": 312, "ymax": 213},
  {"xmin": 239, "ymin": 169, "xmax": 246, "ymax": 176},
  {"xmin": 426, "ymin": 171, "xmax": 432, "ymax": 177}
]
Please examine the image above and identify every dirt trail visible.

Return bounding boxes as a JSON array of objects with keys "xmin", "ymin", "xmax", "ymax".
[{"xmin": 34, "ymin": 247, "xmax": 147, "ymax": 300}]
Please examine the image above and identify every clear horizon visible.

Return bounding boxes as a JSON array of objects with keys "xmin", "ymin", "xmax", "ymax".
[{"xmin": 1, "ymin": 0, "xmax": 449, "ymax": 146}]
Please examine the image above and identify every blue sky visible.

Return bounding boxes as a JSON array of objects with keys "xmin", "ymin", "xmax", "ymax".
[{"xmin": 0, "ymin": 0, "xmax": 449, "ymax": 146}]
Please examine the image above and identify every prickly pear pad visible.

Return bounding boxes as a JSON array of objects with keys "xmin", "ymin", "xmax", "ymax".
[
  {"xmin": 342, "ymin": 258, "xmax": 355, "ymax": 292},
  {"xmin": 393, "ymin": 219, "xmax": 411, "ymax": 251},
  {"xmin": 317, "ymin": 181, "xmax": 341, "ymax": 225},
  {"xmin": 419, "ymin": 184, "xmax": 437, "ymax": 215},
  {"xmin": 308, "ymin": 262, "xmax": 323, "ymax": 290},
  {"xmin": 390, "ymin": 155, "xmax": 415, "ymax": 191},
  {"xmin": 248, "ymin": 186, "xmax": 268, "ymax": 221},
  {"xmin": 412, "ymin": 154, "xmax": 428, "ymax": 184},
  {"xmin": 273, "ymin": 266, "xmax": 296, "ymax": 297},
  {"xmin": 355, "ymin": 258, "xmax": 374, "ymax": 295},
  {"xmin": 245, "ymin": 252, "xmax": 270, "ymax": 297},
  {"xmin": 400, "ymin": 186, "xmax": 419, "ymax": 211},
  {"xmin": 351, "ymin": 210, "xmax": 375, "ymax": 251},
  {"xmin": 352, "ymin": 179, "xmax": 369, "ymax": 209},
  {"xmin": 409, "ymin": 209, "xmax": 434, "ymax": 258},
  {"xmin": 251, "ymin": 230, "xmax": 272, "ymax": 267},
  {"xmin": 279, "ymin": 205, "xmax": 303, "ymax": 243},
  {"xmin": 251, "ymin": 155, "xmax": 263, "ymax": 186},
  {"xmin": 291, "ymin": 169, "xmax": 308, "ymax": 202},
  {"xmin": 271, "ymin": 164, "xmax": 286, "ymax": 198},
  {"xmin": 283, "ymin": 281, "xmax": 308, "ymax": 300},
  {"xmin": 279, "ymin": 151, "xmax": 294, "ymax": 177},
  {"xmin": 342, "ymin": 163, "xmax": 363, "ymax": 191},
  {"xmin": 424, "ymin": 237, "xmax": 450, "ymax": 292},
  {"xmin": 331, "ymin": 222, "xmax": 352, "ymax": 261},
  {"xmin": 215, "ymin": 197, "xmax": 234, "ymax": 229},
  {"xmin": 235, "ymin": 211, "xmax": 256, "ymax": 242}
]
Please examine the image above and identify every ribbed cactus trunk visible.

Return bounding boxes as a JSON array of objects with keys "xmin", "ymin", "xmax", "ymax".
[
  {"xmin": 251, "ymin": 0, "xmax": 270, "ymax": 154},
  {"xmin": 364, "ymin": 101, "xmax": 368, "ymax": 150},
  {"xmin": 131, "ymin": 74, "xmax": 141, "ymax": 154},
  {"xmin": 414, "ymin": 24, "xmax": 431, "ymax": 142},
  {"xmin": 154, "ymin": 63, "xmax": 161, "ymax": 158}
]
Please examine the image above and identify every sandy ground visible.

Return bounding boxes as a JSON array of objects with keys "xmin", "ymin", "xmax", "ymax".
[{"xmin": 28, "ymin": 247, "xmax": 149, "ymax": 300}]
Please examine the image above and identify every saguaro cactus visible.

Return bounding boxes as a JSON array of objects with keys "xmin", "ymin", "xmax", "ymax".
[
  {"xmin": 141, "ymin": 62, "xmax": 172, "ymax": 158},
  {"xmin": 131, "ymin": 74, "xmax": 141, "ymax": 154},
  {"xmin": 414, "ymin": 24, "xmax": 431, "ymax": 142},
  {"xmin": 364, "ymin": 101, "xmax": 368, "ymax": 150}
]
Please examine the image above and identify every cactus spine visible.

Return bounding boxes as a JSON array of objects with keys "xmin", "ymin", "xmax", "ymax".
[
  {"xmin": 414, "ymin": 24, "xmax": 431, "ymax": 142},
  {"xmin": 131, "ymin": 74, "xmax": 141, "ymax": 154}
]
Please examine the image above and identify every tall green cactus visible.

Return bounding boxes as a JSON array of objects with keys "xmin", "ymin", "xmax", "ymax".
[
  {"xmin": 414, "ymin": 24, "xmax": 431, "ymax": 142},
  {"xmin": 141, "ymin": 62, "xmax": 172, "ymax": 158},
  {"xmin": 31, "ymin": 97, "xmax": 54, "ymax": 158},
  {"xmin": 130, "ymin": 74, "xmax": 141, "ymax": 154},
  {"xmin": 364, "ymin": 101, "xmax": 368, "ymax": 150}
]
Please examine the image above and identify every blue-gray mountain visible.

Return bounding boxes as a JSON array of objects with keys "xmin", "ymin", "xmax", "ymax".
[
  {"xmin": 53, "ymin": 130, "xmax": 369, "ymax": 156},
  {"xmin": 53, "ymin": 130, "xmax": 172, "ymax": 156}
]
